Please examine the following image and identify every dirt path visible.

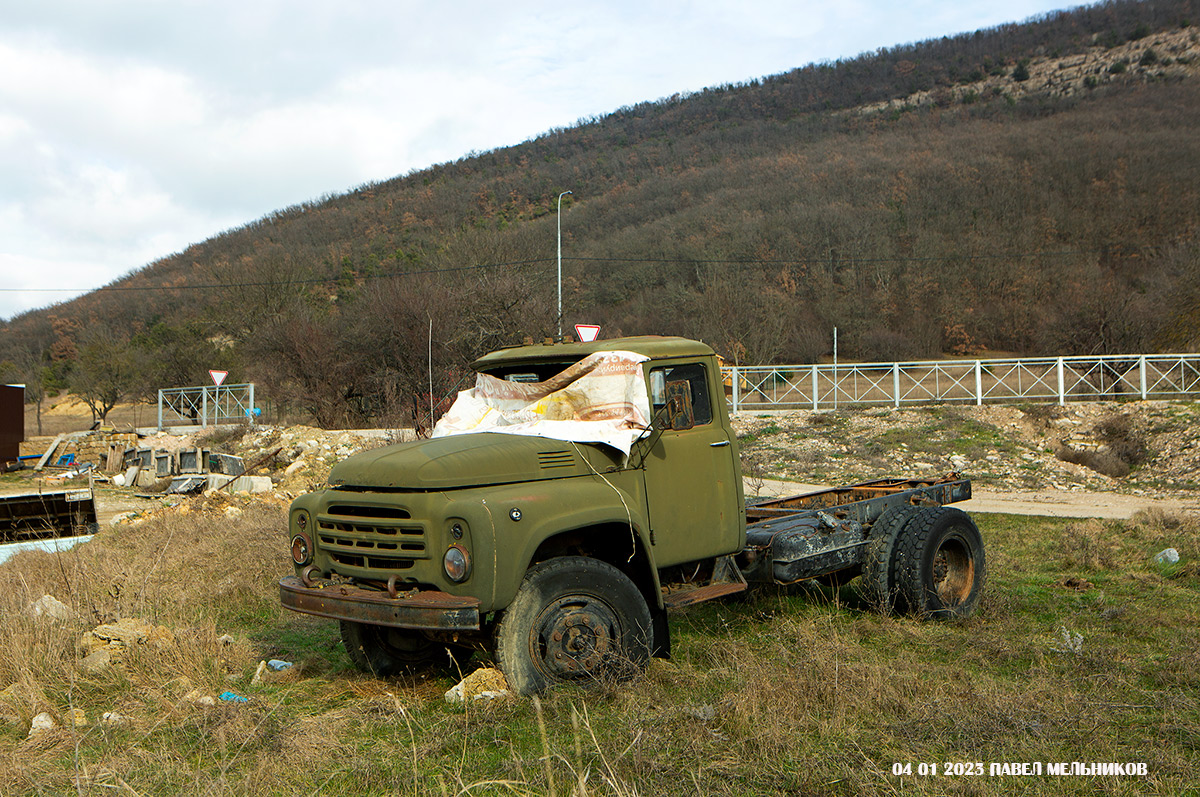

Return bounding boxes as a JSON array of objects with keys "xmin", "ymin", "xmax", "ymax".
[{"xmin": 744, "ymin": 478, "xmax": 1200, "ymax": 520}]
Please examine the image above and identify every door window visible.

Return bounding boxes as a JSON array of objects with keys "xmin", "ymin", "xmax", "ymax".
[{"xmin": 648, "ymin": 363, "xmax": 712, "ymax": 428}]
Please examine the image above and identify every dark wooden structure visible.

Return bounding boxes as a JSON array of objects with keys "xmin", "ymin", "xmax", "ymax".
[{"xmin": 0, "ymin": 385, "xmax": 23, "ymax": 467}]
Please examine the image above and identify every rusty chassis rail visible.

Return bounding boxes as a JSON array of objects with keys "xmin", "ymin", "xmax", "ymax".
[
  {"xmin": 279, "ymin": 575, "xmax": 480, "ymax": 631},
  {"xmin": 738, "ymin": 475, "xmax": 972, "ymax": 585},
  {"xmin": 745, "ymin": 474, "xmax": 971, "ymax": 525}
]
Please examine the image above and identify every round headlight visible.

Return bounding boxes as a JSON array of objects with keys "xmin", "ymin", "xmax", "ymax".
[
  {"xmin": 295, "ymin": 511, "xmax": 308, "ymax": 530},
  {"xmin": 291, "ymin": 533, "xmax": 313, "ymax": 565},
  {"xmin": 443, "ymin": 545, "xmax": 471, "ymax": 582}
]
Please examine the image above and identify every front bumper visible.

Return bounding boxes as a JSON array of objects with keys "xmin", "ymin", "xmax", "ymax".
[{"xmin": 279, "ymin": 575, "xmax": 481, "ymax": 631}]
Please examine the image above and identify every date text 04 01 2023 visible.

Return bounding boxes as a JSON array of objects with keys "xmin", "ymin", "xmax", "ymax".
[{"xmin": 891, "ymin": 762, "xmax": 1149, "ymax": 777}]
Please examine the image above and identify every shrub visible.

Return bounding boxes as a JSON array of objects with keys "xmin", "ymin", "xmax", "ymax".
[
  {"xmin": 1056, "ymin": 412, "xmax": 1150, "ymax": 478},
  {"xmin": 1094, "ymin": 412, "xmax": 1150, "ymax": 467},
  {"xmin": 1017, "ymin": 403, "xmax": 1064, "ymax": 431},
  {"xmin": 1059, "ymin": 519, "xmax": 1119, "ymax": 570},
  {"xmin": 1012, "ymin": 59, "xmax": 1031, "ymax": 81},
  {"xmin": 1139, "ymin": 48, "xmax": 1159, "ymax": 66},
  {"xmin": 1110, "ymin": 59, "xmax": 1129, "ymax": 74},
  {"xmin": 1056, "ymin": 445, "xmax": 1130, "ymax": 477}
]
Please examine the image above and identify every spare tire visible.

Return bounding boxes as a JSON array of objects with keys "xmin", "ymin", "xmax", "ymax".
[{"xmin": 894, "ymin": 507, "xmax": 986, "ymax": 619}]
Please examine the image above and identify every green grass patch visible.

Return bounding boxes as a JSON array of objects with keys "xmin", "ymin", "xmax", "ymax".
[{"xmin": 1, "ymin": 507, "xmax": 1198, "ymax": 794}]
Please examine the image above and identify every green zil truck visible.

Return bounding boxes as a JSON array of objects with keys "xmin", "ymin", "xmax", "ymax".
[{"xmin": 280, "ymin": 336, "xmax": 985, "ymax": 694}]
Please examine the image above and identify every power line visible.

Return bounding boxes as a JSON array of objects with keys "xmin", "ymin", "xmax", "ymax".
[
  {"xmin": 570, "ymin": 250, "xmax": 1096, "ymax": 266},
  {"xmin": 0, "ymin": 257, "xmax": 554, "ymax": 294}
]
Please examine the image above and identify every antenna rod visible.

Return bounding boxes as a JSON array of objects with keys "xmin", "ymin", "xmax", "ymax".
[
  {"xmin": 557, "ymin": 190, "xmax": 572, "ymax": 339},
  {"xmin": 428, "ymin": 316, "xmax": 434, "ymax": 430}
]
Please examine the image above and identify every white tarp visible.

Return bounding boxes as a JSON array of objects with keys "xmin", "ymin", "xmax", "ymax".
[{"xmin": 432, "ymin": 351, "xmax": 652, "ymax": 455}]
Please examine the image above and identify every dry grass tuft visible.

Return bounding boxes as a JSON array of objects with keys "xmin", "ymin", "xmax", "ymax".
[
  {"xmin": 1058, "ymin": 519, "xmax": 1121, "ymax": 570},
  {"xmin": 1130, "ymin": 506, "xmax": 1195, "ymax": 535}
]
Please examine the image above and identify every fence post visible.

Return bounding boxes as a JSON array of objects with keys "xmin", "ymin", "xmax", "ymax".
[
  {"xmin": 975, "ymin": 361, "xmax": 983, "ymax": 406},
  {"xmin": 811, "ymin": 365, "xmax": 819, "ymax": 411},
  {"xmin": 157, "ymin": 389, "xmax": 163, "ymax": 432},
  {"xmin": 202, "ymin": 387, "xmax": 208, "ymax": 428},
  {"xmin": 732, "ymin": 368, "xmax": 739, "ymax": 414},
  {"xmin": 1057, "ymin": 358, "xmax": 1065, "ymax": 406},
  {"xmin": 1139, "ymin": 356, "xmax": 1147, "ymax": 400},
  {"xmin": 893, "ymin": 362, "xmax": 900, "ymax": 409},
  {"xmin": 248, "ymin": 383, "xmax": 256, "ymax": 421}
]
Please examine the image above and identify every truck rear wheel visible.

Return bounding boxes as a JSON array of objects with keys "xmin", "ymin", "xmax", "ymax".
[
  {"xmin": 497, "ymin": 556, "xmax": 652, "ymax": 696},
  {"xmin": 858, "ymin": 505, "xmax": 922, "ymax": 614},
  {"xmin": 894, "ymin": 507, "xmax": 986, "ymax": 619},
  {"xmin": 340, "ymin": 620, "xmax": 468, "ymax": 676}
]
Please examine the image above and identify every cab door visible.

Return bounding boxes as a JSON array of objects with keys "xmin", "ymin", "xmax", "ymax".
[{"xmin": 639, "ymin": 360, "xmax": 744, "ymax": 567}]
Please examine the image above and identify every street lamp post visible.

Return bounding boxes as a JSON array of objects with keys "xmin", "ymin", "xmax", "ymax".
[{"xmin": 557, "ymin": 190, "xmax": 572, "ymax": 339}]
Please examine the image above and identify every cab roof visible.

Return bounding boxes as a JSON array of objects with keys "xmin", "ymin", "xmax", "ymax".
[{"xmin": 471, "ymin": 335, "xmax": 714, "ymax": 371}]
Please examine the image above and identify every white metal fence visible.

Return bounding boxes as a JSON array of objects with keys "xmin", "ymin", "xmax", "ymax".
[
  {"xmin": 723, "ymin": 354, "xmax": 1200, "ymax": 413},
  {"xmin": 157, "ymin": 383, "xmax": 257, "ymax": 429}
]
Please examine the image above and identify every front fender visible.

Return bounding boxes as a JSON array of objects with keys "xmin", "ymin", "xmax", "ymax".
[{"xmin": 452, "ymin": 477, "xmax": 655, "ymax": 612}]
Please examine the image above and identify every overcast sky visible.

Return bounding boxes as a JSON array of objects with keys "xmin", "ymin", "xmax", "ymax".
[{"xmin": 0, "ymin": 0, "xmax": 1077, "ymax": 321}]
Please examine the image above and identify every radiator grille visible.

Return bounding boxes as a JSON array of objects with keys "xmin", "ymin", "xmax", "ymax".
[{"xmin": 317, "ymin": 503, "xmax": 427, "ymax": 570}]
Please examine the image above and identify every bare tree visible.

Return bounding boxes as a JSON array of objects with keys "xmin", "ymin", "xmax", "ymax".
[{"xmin": 73, "ymin": 326, "xmax": 141, "ymax": 424}]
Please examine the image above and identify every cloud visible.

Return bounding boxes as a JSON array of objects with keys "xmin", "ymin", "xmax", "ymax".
[{"xmin": 0, "ymin": 0, "xmax": 1076, "ymax": 320}]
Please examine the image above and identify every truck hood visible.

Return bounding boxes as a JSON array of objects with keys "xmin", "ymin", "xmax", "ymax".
[{"xmin": 327, "ymin": 432, "xmax": 625, "ymax": 490}]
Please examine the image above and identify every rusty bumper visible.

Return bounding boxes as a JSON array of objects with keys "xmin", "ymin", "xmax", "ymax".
[{"xmin": 279, "ymin": 575, "xmax": 481, "ymax": 631}]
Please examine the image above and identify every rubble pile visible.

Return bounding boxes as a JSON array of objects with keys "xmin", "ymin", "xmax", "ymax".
[
  {"xmin": 59, "ymin": 431, "xmax": 140, "ymax": 469},
  {"xmin": 110, "ymin": 486, "xmax": 288, "ymax": 527},
  {"xmin": 239, "ymin": 425, "xmax": 408, "ymax": 491},
  {"xmin": 734, "ymin": 400, "xmax": 1200, "ymax": 496},
  {"xmin": 79, "ymin": 617, "xmax": 176, "ymax": 674}
]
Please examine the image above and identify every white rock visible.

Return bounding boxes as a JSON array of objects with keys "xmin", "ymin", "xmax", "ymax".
[
  {"xmin": 27, "ymin": 594, "xmax": 73, "ymax": 622},
  {"xmin": 80, "ymin": 648, "xmax": 113, "ymax": 674},
  {"xmin": 250, "ymin": 660, "xmax": 267, "ymax": 685},
  {"xmin": 28, "ymin": 712, "xmax": 56, "ymax": 736}
]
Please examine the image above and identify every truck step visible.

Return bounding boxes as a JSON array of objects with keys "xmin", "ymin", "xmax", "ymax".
[
  {"xmin": 663, "ymin": 580, "xmax": 747, "ymax": 609},
  {"xmin": 662, "ymin": 554, "xmax": 747, "ymax": 609}
]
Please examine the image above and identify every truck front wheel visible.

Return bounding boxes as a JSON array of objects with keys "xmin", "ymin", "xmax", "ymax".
[
  {"xmin": 894, "ymin": 507, "xmax": 986, "ymax": 619},
  {"xmin": 497, "ymin": 557, "xmax": 652, "ymax": 696},
  {"xmin": 340, "ymin": 620, "xmax": 468, "ymax": 676}
]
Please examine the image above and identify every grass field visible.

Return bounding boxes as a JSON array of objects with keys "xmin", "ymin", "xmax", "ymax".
[{"xmin": 1, "ymin": 498, "xmax": 1197, "ymax": 795}]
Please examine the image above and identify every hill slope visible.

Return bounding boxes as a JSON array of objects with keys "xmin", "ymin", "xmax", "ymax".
[{"xmin": 4, "ymin": 0, "xmax": 1200, "ymax": 427}]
